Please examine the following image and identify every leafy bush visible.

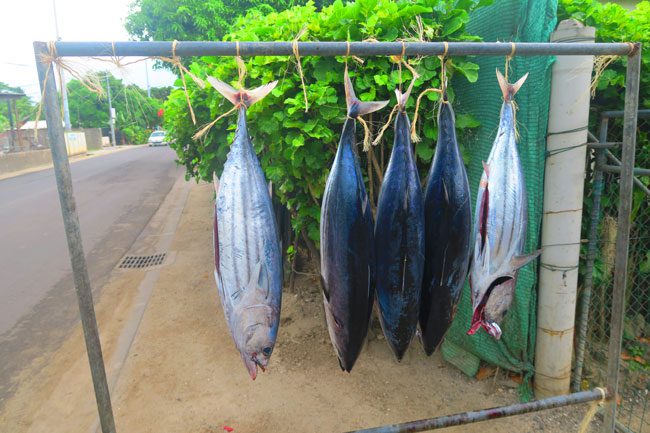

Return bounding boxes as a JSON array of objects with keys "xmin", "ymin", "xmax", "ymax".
[
  {"xmin": 558, "ymin": 0, "xmax": 649, "ymax": 113},
  {"xmin": 165, "ymin": 0, "xmax": 487, "ymax": 245},
  {"xmin": 126, "ymin": 0, "xmax": 330, "ymax": 43}
]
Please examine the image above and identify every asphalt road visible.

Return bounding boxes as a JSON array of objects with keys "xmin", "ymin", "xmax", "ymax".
[{"xmin": 0, "ymin": 146, "xmax": 182, "ymax": 402}]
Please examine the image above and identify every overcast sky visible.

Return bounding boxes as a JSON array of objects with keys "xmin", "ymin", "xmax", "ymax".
[{"xmin": 1, "ymin": 0, "xmax": 177, "ymax": 101}]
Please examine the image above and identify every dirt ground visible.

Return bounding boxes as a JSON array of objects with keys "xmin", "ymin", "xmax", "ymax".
[{"xmin": 0, "ymin": 182, "xmax": 603, "ymax": 433}]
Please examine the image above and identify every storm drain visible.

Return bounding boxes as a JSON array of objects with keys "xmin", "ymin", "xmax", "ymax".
[{"xmin": 118, "ymin": 253, "xmax": 167, "ymax": 269}]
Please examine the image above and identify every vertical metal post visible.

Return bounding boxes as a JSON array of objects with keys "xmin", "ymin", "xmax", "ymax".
[
  {"xmin": 6, "ymin": 99, "xmax": 16, "ymax": 151},
  {"xmin": 33, "ymin": 41, "xmax": 117, "ymax": 433},
  {"xmin": 602, "ymin": 46, "xmax": 641, "ymax": 433},
  {"xmin": 572, "ymin": 117, "xmax": 608, "ymax": 392},
  {"xmin": 106, "ymin": 74, "xmax": 117, "ymax": 147}
]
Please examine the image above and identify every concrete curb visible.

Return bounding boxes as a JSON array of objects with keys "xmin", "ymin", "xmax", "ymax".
[{"xmin": 0, "ymin": 145, "xmax": 146, "ymax": 181}]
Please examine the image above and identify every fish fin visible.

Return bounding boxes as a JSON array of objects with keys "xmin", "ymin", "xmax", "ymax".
[
  {"xmin": 511, "ymin": 73, "xmax": 529, "ymax": 97},
  {"xmin": 268, "ymin": 181, "xmax": 273, "ymax": 197},
  {"xmin": 246, "ymin": 81, "xmax": 278, "ymax": 107},
  {"xmin": 400, "ymin": 257, "xmax": 408, "ymax": 294},
  {"xmin": 207, "ymin": 76, "xmax": 277, "ymax": 108},
  {"xmin": 320, "ymin": 275, "xmax": 330, "ymax": 302},
  {"xmin": 344, "ymin": 68, "xmax": 388, "ymax": 118},
  {"xmin": 394, "ymin": 78, "xmax": 415, "ymax": 110},
  {"xmin": 481, "ymin": 161, "xmax": 490, "ymax": 178},
  {"xmin": 478, "ymin": 185, "xmax": 489, "ymax": 254},
  {"xmin": 510, "ymin": 249, "xmax": 541, "ymax": 270},
  {"xmin": 442, "ymin": 178, "xmax": 450, "ymax": 205},
  {"xmin": 496, "ymin": 69, "xmax": 528, "ymax": 102},
  {"xmin": 247, "ymin": 261, "xmax": 263, "ymax": 293}
]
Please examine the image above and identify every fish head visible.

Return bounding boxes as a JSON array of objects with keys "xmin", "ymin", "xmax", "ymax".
[
  {"xmin": 235, "ymin": 305, "xmax": 277, "ymax": 380},
  {"xmin": 468, "ymin": 275, "xmax": 515, "ymax": 340}
]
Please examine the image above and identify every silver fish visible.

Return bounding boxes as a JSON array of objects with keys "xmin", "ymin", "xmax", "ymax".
[
  {"xmin": 210, "ymin": 77, "xmax": 283, "ymax": 379},
  {"xmin": 468, "ymin": 70, "xmax": 540, "ymax": 340}
]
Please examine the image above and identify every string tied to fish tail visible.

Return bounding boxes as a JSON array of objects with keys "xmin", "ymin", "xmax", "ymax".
[
  {"xmin": 410, "ymin": 48, "xmax": 446, "ymax": 142},
  {"xmin": 355, "ymin": 114, "xmax": 373, "ymax": 152},
  {"xmin": 410, "ymin": 88, "xmax": 443, "ymax": 143},
  {"xmin": 292, "ymin": 26, "xmax": 309, "ymax": 112},
  {"xmin": 501, "ymin": 46, "xmax": 523, "ymax": 142},
  {"xmin": 505, "ymin": 42, "xmax": 515, "ymax": 82},
  {"xmin": 373, "ymin": 47, "xmax": 419, "ymax": 147},
  {"xmin": 192, "ymin": 105, "xmax": 239, "ymax": 141},
  {"xmin": 344, "ymin": 37, "xmax": 364, "ymax": 66},
  {"xmin": 372, "ymin": 104, "xmax": 399, "ymax": 147},
  {"xmin": 193, "ymin": 43, "xmax": 251, "ymax": 140}
]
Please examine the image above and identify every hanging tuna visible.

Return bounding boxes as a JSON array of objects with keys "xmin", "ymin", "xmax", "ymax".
[
  {"xmin": 374, "ymin": 82, "xmax": 425, "ymax": 360},
  {"xmin": 320, "ymin": 69, "xmax": 388, "ymax": 372},
  {"xmin": 467, "ymin": 70, "xmax": 540, "ymax": 340},
  {"xmin": 419, "ymin": 96, "xmax": 472, "ymax": 355},
  {"xmin": 210, "ymin": 77, "xmax": 283, "ymax": 379}
]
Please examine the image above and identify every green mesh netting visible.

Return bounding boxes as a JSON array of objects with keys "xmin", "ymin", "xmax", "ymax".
[{"xmin": 441, "ymin": 0, "xmax": 558, "ymax": 400}]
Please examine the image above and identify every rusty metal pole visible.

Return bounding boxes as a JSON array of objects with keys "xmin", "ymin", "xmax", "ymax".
[
  {"xmin": 572, "ymin": 117, "xmax": 608, "ymax": 392},
  {"xmin": 602, "ymin": 45, "xmax": 642, "ymax": 433},
  {"xmin": 33, "ymin": 41, "xmax": 117, "ymax": 433},
  {"xmin": 347, "ymin": 389, "xmax": 607, "ymax": 433}
]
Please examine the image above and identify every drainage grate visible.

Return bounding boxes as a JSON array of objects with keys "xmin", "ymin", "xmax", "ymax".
[{"xmin": 118, "ymin": 253, "xmax": 167, "ymax": 269}]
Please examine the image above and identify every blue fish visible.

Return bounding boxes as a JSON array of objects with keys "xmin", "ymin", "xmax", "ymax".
[
  {"xmin": 419, "ymin": 96, "xmax": 472, "ymax": 355},
  {"xmin": 320, "ymin": 69, "xmax": 387, "ymax": 371},
  {"xmin": 374, "ymin": 82, "xmax": 425, "ymax": 360}
]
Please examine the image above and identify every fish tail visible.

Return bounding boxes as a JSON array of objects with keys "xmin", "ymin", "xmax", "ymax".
[
  {"xmin": 496, "ymin": 69, "xmax": 529, "ymax": 102},
  {"xmin": 344, "ymin": 67, "xmax": 388, "ymax": 118},
  {"xmin": 207, "ymin": 76, "xmax": 277, "ymax": 109},
  {"xmin": 394, "ymin": 78, "xmax": 415, "ymax": 111}
]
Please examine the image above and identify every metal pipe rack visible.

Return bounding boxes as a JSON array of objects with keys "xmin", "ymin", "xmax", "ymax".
[
  {"xmin": 50, "ymin": 40, "xmax": 637, "ymax": 58},
  {"xmin": 33, "ymin": 40, "xmax": 642, "ymax": 433}
]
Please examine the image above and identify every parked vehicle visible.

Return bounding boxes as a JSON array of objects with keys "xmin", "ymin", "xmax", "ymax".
[{"xmin": 147, "ymin": 131, "xmax": 168, "ymax": 146}]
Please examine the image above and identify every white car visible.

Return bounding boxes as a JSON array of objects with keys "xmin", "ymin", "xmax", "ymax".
[{"xmin": 148, "ymin": 130, "xmax": 168, "ymax": 146}]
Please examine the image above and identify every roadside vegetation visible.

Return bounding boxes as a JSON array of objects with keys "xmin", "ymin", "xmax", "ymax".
[{"xmin": 66, "ymin": 73, "xmax": 170, "ymax": 144}]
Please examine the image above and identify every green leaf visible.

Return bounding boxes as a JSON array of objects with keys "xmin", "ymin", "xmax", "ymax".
[
  {"xmin": 453, "ymin": 61, "xmax": 480, "ymax": 83},
  {"xmin": 456, "ymin": 113, "xmax": 480, "ymax": 129}
]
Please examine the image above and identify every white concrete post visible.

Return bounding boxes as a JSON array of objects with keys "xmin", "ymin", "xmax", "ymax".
[{"xmin": 535, "ymin": 20, "xmax": 596, "ymax": 399}]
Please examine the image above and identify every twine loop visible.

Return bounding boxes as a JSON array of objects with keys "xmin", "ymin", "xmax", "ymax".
[
  {"xmin": 292, "ymin": 26, "xmax": 309, "ymax": 112},
  {"xmin": 577, "ymin": 388, "xmax": 607, "ymax": 433}
]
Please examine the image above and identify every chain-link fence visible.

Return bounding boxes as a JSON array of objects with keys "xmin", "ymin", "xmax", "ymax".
[{"xmin": 577, "ymin": 112, "xmax": 649, "ymax": 433}]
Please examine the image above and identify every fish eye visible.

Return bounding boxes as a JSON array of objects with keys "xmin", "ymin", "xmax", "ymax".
[{"xmin": 262, "ymin": 346, "xmax": 273, "ymax": 357}]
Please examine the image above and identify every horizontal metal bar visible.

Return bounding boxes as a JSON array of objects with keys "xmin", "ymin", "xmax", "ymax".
[
  {"xmin": 598, "ymin": 164, "xmax": 650, "ymax": 176},
  {"xmin": 588, "ymin": 142, "xmax": 621, "ymax": 149},
  {"xmin": 44, "ymin": 41, "xmax": 639, "ymax": 58},
  {"xmin": 346, "ymin": 389, "xmax": 608, "ymax": 433},
  {"xmin": 601, "ymin": 109, "xmax": 650, "ymax": 119},
  {"xmin": 604, "ymin": 150, "xmax": 650, "ymax": 196}
]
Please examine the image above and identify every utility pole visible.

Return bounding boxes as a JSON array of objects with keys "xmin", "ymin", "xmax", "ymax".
[
  {"xmin": 6, "ymin": 99, "xmax": 16, "ymax": 151},
  {"xmin": 106, "ymin": 75, "xmax": 116, "ymax": 147},
  {"xmin": 145, "ymin": 59, "xmax": 151, "ymax": 98},
  {"xmin": 52, "ymin": 0, "xmax": 71, "ymax": 131}
]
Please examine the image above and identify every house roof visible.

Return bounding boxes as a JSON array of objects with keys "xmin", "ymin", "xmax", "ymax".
[{"xmin": 0, "ymin": 92, "xmax": 26, "ymax": 101}]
